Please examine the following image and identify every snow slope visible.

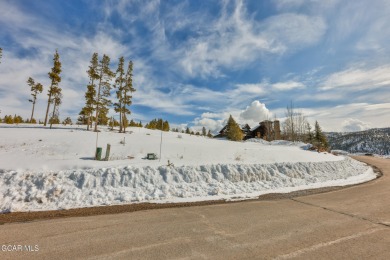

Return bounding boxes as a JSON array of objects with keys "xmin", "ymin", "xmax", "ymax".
[{"xmin": 0, "ymin": 124, "xmax": 375, "ymax": 212}]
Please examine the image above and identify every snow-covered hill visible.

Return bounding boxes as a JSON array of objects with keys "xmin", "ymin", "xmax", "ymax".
[
  {"xmin": 326, "ymin": 128, "xmax": 390, "ymax": 155},
  {"xmin": 0, "ymin": 124, "xmax": 375, "ymax": 212}
]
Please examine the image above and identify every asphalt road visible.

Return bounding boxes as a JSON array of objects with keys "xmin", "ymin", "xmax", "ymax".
[{"xmin": 1, "ymin": 156, "xmax": 389, "ymax": 259}]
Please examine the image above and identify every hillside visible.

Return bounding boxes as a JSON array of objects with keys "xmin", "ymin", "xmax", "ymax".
[{"xmin": 326, "ymin": 128, "xmax": 390, "ymax": 155}]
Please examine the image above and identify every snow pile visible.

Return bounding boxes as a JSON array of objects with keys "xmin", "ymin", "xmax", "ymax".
[
  {"xmin": 0, "ymin": 125, "xmax": 377, "ymax": 212},
  {"xmin": 246, "ymin": 138, "xmax": 313, "ymax": 150},
  {"xmin": 0, "ymin": 157, "xmax": 374, "ymax": 213}
]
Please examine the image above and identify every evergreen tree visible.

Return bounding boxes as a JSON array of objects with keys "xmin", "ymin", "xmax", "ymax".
[
  {"xmin": 44, "ymin": 50, "xmax": 62, "ymax": 126},
  {"xmin": 0, "ymin": 47, "xmax": 2, "ymax": 63},
  {"xmin": 97, "ymin": 106, "xmax": 109, "ymax": 126},
  {"xmin": 77, "ymin": 107, "xmax": 88, "ymax": 125},
  {"xmin": 49, "ymin": 115, "xmax": 60, "ymax": 124},
  {"xmin": 185, "ymin": 127, "xmax": 190, "ymax": 134},
  {"xmin": 14, "ymin": 114, "xmax": 23, "ymax": 124},
  {"xmin": 62, "ymin": 117, "xmax": 72, "ymax": 125},
  {"xmin": 226, "ymin": 115, "xmax": 243, "ymax": 141},
  {"xmin": 207, "ymin": 130, "xmax": 213, "ymax": 138},
  {"xmin": 314, "ymin": 121, "xmax": 328, "ymax": 150},
  {"xmin": 50, "ymin": 90, "xmax": 62, "ymax": 129},
  {"xmin": 306, "ymin": 122, "xmax": 314, "ymax": 143},
  {"xmin": 163, "ymin": 120, "xmax": 170, "ymax": 131},
  {"xmin": 202, "ymin": 126, "xmax": 206, "ymax": 136},
  {"xmin": 4, "ymin": 115, "xmax": 13, "ymax": 124},
  {"xmin": 94, "ymin": 54, "xmax": 114, "ymax": 131},
  {"xmin": 113, "ymin": 57, "xmax": 126, "ymax": 132},
  {"xmin": 27, "ymin": 77, "xmax": 43, "ymax": 123},
  {"xmin": 122, "ymin": 60, "xmax": 136, "ymax": 133},
  {"xmin": 82, "ymin": 53, "xmax": 99, "ymax": 130}
]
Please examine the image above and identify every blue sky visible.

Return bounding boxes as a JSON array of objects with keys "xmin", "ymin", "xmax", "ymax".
[{"xmin": 0, "ymin": 0, "xmax": 389, "ymax": 132}]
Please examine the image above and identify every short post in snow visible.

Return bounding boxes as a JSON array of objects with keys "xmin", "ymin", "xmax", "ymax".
[{"xmin": 103, "ymin": 143, "xmax": 111, "ymax": 161}]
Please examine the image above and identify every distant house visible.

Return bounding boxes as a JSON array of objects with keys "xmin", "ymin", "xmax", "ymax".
[
  {"xmin": 215, "ymin": 120, "xmax": 281, "ymax": 141},
  {"xmin": 250, "ymin": 120, "xmax": 281, "ymax": 141},
  {"xmin": 214, "ymin": 124, "xmax": 251, "ymax": 139}
]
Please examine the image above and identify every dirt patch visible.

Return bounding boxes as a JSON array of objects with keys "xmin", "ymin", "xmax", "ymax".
[{"xmin": 0, "ymin": 156, "xmax": 383, "ymax": 225}]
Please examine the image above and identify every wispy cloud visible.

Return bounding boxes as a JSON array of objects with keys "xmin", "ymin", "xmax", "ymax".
[{"xmin": 320, "ymin": 65, "xmax": 390, "ymax": 91}]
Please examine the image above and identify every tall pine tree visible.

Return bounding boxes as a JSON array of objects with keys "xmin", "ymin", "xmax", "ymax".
[
  {"xmin": 113, "ymin": 57, "xmax": 126, "ymax": 132},
  {"xmin": 81, "ymin": 53, "xmax": 99, "ymax": 130},
  {"xmin": 49, "ymin": 90, "xmax": 62, "ymax": 128},
  {"xmin": 314, "ymin": 121, "xmax": 328, "ymax": 150},
  {"xmin": 94, "ymin": 54, "xmax": 114, "ymax": 132},
  {"xmin": 44, "ymin": 50, "xmax": 62, "ymax": 126},
  {"xmin": 122, "ymin": 60, "xmax": 136, "ymax": 133},
  {"xmin": 27, "ymin": 77, "xmax": 43, "ymax": 123}
]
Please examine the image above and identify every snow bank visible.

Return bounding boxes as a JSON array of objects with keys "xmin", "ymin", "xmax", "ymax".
[
  {"xmin": 0, "ymin": 157, "xmax": 375, "ymax": 213},
  {"xmin": 246, "ymin": 138, "xmax": 313, "ymax": 150}
]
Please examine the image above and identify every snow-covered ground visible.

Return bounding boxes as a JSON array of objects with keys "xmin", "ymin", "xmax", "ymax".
[{"xmin": 0, "ymin": 124, "xmax": 376, "ymax": 213}]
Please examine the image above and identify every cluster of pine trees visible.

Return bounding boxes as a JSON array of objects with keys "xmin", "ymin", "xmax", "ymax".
[
  {"xmin": 0, "ymin": 114, "xmax": 72, "ymax": 125},
  {"xmin": 107, "ymin": 118, "xmax": 142, "ymax": 128},
  {"xmin": 145, "ymin": 118, "xmax": 170, "ymax": 131},
  {"xmin": 21, "ymin": 50, "xmax": 63, "ymax": 128},
  {"xmin": 78, "ymin": 53, "xmax": 136, "ymax": 133},
  {"xmin": 171, "ymin": 126, "xmax": 213, "ymax": 137}
]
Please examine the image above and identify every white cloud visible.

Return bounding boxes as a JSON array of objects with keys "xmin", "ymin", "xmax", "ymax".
[
  {"xmin": 261, "ymin": 13, "xmax": 327, "ymax": 53},
  {"xmin": 151, "ymin": 0, "xmax": 328, "ymax": 78},
  {"xmin": 272, "ymin": 81, "xmax": 305, "ymax": 91},
  {"xmin": 320, "ymin": 65, "xmax": 390, "ymax": 91},
  {"xmin": 239, "ymin": 101, "xmax": 270, "ymax": 122},
  {"xmin": 342, "ymin": 118, "xmax": 371, "ymax": 132},
  {"xmin": 193, "ymin": 100, "xmax": 272, "ymax": 133}
]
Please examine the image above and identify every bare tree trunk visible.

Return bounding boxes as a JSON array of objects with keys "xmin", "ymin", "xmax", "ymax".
[
  {"xmin": 44, "ymin": 93, "xmax": 52, "ymax": 126},
  {"xmin": 50, "ymin": 103, "xmax": 57, "ymax": 129},
  {"xmin": 30, "ymin": 99, "xmax": 36, "ymax": 123},
  {"xmin": 119, "ymin": 104, "xmax": 122, "ymax": 133}
]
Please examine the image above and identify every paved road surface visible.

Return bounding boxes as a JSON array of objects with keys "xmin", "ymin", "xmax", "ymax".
[{"xmin": 1, "ymin": 156, "xmax": 389, "ymax": 259}]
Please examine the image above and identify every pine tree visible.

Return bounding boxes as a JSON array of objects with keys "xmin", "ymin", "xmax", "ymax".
[
  {"xmin": 44, "ymin": 50, "xmax": 62, "ymax": 126},
  {"xmin": 5, "ymin": 115, "xmax": 13, "ymax": 124},
  {"xmin": 202, "ymin": 126, "xmax": 206, "ymax": 136},
  {"xmin": 306, "ymin": 122, "xmax": 314, "ymax": 143},
  {"xmin": 94, "ymin": 54, "xmax": 114, "ymax": 131},
  {"xmin": 50, "ymin": 89, "xmax": 62, "ymax": 129},
  {"xmin": 163, "ymin": 120, "xmax": 170, "ymax": 131},
  {"xmin": 314, "ymin": 121, "xmax": 328, "ymax": 150},
  {"xmin": 50, "ymin": 91, "xmax": 62, "ymax": 128},
  {"xmin": 14, "ymin": 114, "xmax": 23, "ymax": 124},
  {"xmin": 27, "ymin": 77, "xmax": 43, "ymax": 123},
  {"xmin": 122, "ymin": 60, "xmax": 136, "ymax": 133},
  {"xmin": 207, "ymin": 130, "xmax": 213, "ymax": 138},
  {"xmin": 185, "ymin": 127, "xmax": 190, "ymax": 134},
  {"xmin": 226, "ymin": 115, "xmax": 243, "ymax": 141},
  {"xmin": 62, "ymin": 117, "xmax": 72, "ymax": 125},
  {"xmin": 82, "ymin": 53, "xmax": 99, "ymax": 130},
  {"xmin": 0, "ymin": 47, "xmax": 2, "ymax": 64},
  {"xmin": 97, "ymin": 106, "xmax": 109, "ymax": 126},
  {"xmin": 113, "ymin": 57, "xmax": 126, "ymax": 132}
]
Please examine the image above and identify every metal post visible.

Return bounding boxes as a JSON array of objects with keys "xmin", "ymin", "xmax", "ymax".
[{"xmin": 159, "ymin": 120, "xmax": 163, "ymax": 162}]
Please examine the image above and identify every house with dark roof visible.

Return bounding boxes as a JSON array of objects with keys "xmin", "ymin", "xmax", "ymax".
[
  {"xmin": 215, "ymin": 120, "xmax": 281, "ymax": 141},
  {"xmin": 214, "ymin": 124, "xmax": 252, "ymax": 139}
]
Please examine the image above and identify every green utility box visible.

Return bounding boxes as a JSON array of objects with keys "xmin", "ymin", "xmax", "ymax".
[
  {"xmin": 95, "ymin": 147, "xmax": 102, "ymax": 160},
  {"xmin": 147, "ymin": 153, "xmax": 158, "ymax": 160}
]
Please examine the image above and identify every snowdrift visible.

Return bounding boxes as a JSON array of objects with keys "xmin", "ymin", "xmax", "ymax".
[{"xmin": 0, "ymin": 157, "xmax": 374, "ymax": 213}]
